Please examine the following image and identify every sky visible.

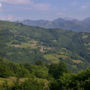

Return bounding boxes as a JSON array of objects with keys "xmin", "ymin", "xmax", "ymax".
[{"xmin": 0, "ymin": 0, "xmax": 90, "ymax": 21}]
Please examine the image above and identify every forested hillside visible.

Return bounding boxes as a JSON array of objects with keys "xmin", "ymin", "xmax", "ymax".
[
  {"xmin": 0, "ymin": 57, "xmax": 90, "ymax": 90},
  {"xmin": 0, "ymin": 20, "xmax": 90, "ymax": 72}
]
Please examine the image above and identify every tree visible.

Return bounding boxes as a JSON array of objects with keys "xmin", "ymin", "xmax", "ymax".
[
  {"xmin": 35, "ymin": 60, "xmax": 45, "ymax": 66},
  {"xmin": 49, "ymin": 61, "xmax": 69, "ymax": 79}
]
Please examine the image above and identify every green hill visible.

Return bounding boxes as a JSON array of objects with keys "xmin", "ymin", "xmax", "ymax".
[
  {"xmin": 0, "ymin": 57, "xmax": 89, "ymax": 90},
  {"xmin": 0, "ymin": 20, "xmax": 90, "ymax": 72}
]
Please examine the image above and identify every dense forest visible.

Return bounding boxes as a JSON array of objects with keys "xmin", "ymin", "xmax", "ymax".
[{"xmin": 0, "ymin": 57, "xmax": 90, "ymax": 90}]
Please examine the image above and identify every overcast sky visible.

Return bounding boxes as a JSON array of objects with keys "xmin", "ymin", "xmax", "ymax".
[{"xmin": 0, "ymin": 0, "xmax": 90, "ymax": 21}]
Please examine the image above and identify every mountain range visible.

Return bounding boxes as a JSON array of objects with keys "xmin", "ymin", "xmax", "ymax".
[{"xmin": 21, "ymin": 17, "xmax": 90, "ymax": 32}]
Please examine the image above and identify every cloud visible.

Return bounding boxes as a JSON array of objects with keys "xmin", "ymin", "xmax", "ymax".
[
  {"xmin": 81, "ymin": 5, "xmax": 87, "ymax": 9},
  {"xmin": 0, "ymin": 3, "xmax": 2, "ymax": 8},
  {"xmin": 0, "ymin": 0, "xmax": 51, "ymax": 12},
  {"xmin": 33, "ymin": 3, "xmax": 50, "ymax": 11},
  {"xmin": 17, "ymin": 6, "xmax": 32, "ymax": 10},
  {"xmin": 0, "ymin": 0, "xmax": 32, "ymax": 4},
  {"xmin": 72, "ymin": 1, "xmax": 78, "ymax": 6},
  {"xmin": 0, "ymin": 15, "xmax": 13, "ymax": 20},
  {"xmin": 56, "ymin": 12, "xmax": 65, "ymax": 16},
  {"xmin": 0, "ymin": 15, "xmax": 19, "ymax": 21},
  {"xmin": 7, "ymin": 15, "xmax": 14, "ymax": 21}
]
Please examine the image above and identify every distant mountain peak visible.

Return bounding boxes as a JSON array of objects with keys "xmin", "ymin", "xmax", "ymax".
[{"xmin": 21, "ymin": 17, "xmax": 90, "ymax": 32}]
